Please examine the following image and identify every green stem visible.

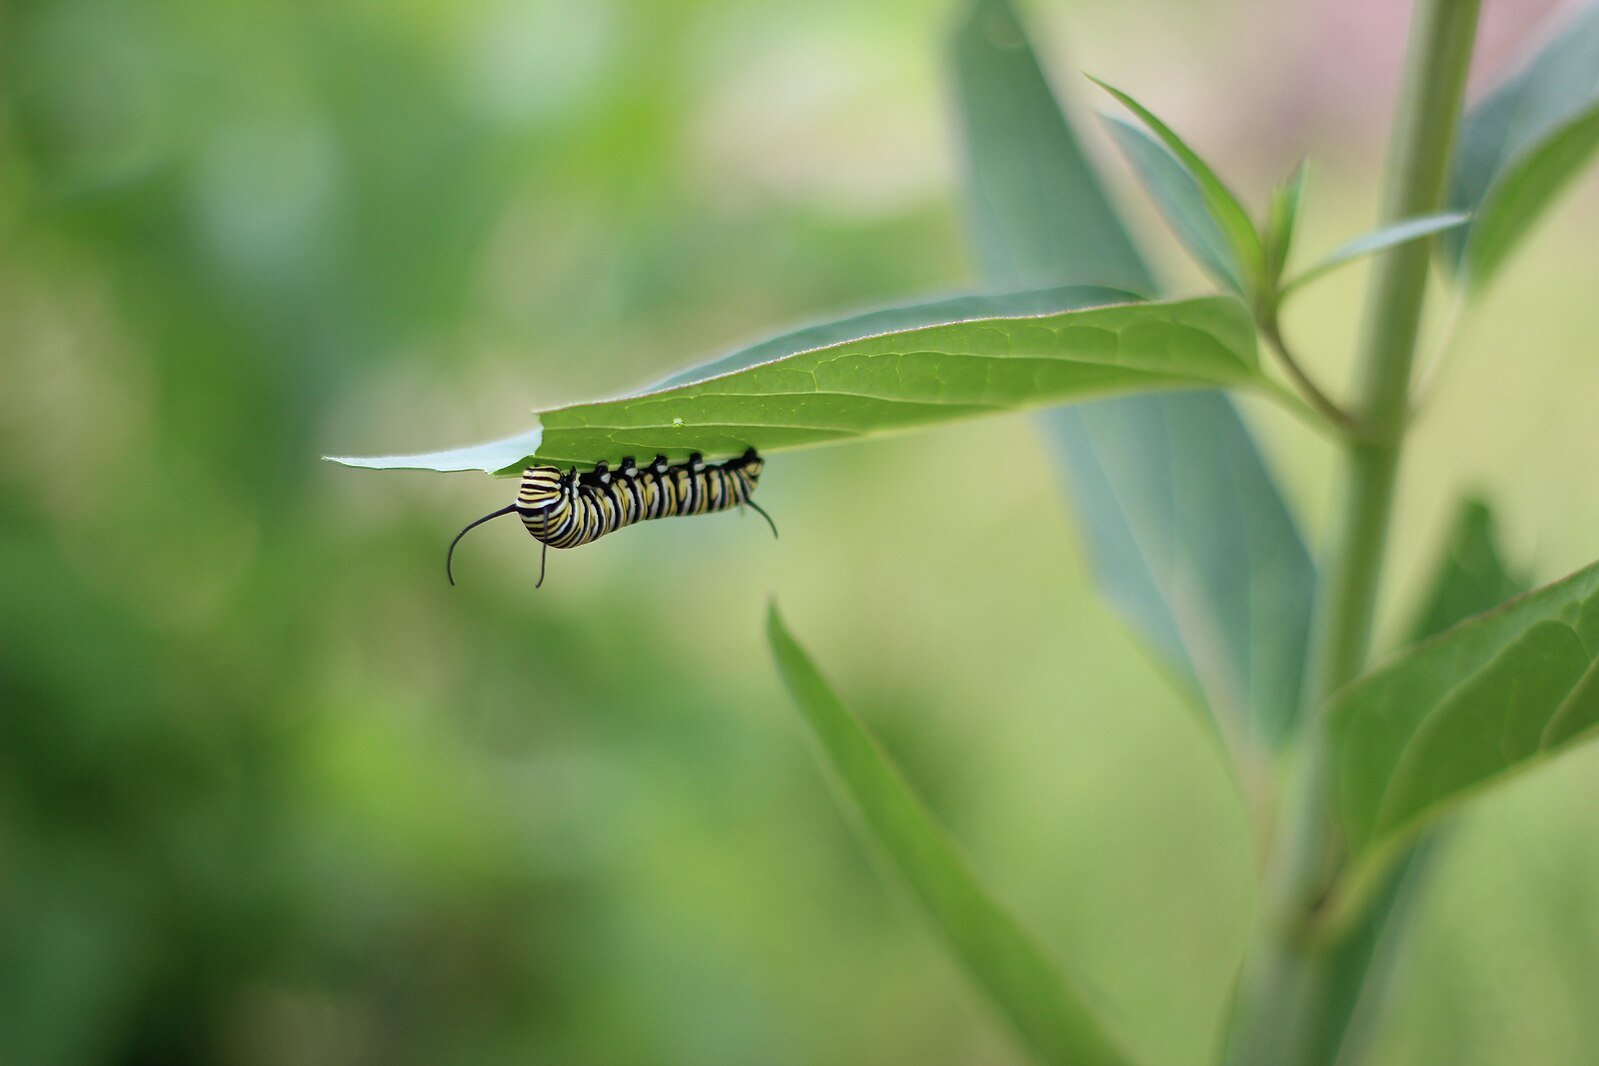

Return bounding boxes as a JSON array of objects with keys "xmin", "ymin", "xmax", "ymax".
[
  {"xmin": 1321, "ymin": 0, "xmax": 1480, "ymax": 693},
  {"xmin": 1257, "ymin": 305, "xmax": 1359, "ymax": 435},
  {"xmin": 1228, "ymin": 2, "xmax": 1481, "ymax": 1064}
]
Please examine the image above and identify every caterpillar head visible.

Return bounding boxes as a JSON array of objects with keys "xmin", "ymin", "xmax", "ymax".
[
  {"xmin": 517, "ymin": 465, "xmax": 567, "ymax": 510},
  {"xmin": 445, "ymin": 464, "xmax": 567, "ymax": 586}
]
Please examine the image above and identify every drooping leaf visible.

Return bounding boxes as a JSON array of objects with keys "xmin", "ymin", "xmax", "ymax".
[
  {"xmin": 1447, "ymin": 3, "xmax": 1599, "ymax": 290},
  {"xmin": 1281, "ymin": 213, "xmax": 1470, "ymax": 296},
  {"xmin": 1100, "ymin": 117, "xmax": 1245, "ymax": 294},
  {"xmin": 950, "ymin": 0, "xmax": 1152, "ymax": 295},
  {"xmin": 1088, "ymin": 76, "xmax": 1263, "ymax": 290},
  {"xmin": 1407, "ymin": 496, "xmax": 1528, "ymax": 642},
  {"xmin": 1329, "ymin": 559, "xmax": 1599, "ymax": 864},
  {"xmin": 1045, "ymin": 394, "xmax": 1316, "ymax": 746},
  {"xmin": 327, "ymin": 291, "xmax": 1273, "ymax": 474},
  {"xmin": 767, "ymin": 605, "xmax": 1144, "ymax": 1066},
  {"xmin": 952, "ymin": 0, "xmax": 1316, "ymax": 748}
]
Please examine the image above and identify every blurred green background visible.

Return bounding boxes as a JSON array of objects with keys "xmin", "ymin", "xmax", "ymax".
[{"xmin": 4, "ymin": 0, "xmax": 1599, "ymax": 1063}]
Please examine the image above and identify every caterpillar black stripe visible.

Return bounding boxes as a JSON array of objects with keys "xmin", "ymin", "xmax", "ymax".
[{"xmin": 447, "ymin": 449, "xmax": 776, "ymax": 588}]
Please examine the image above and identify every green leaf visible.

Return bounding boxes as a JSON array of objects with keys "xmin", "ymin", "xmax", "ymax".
[
  {"xmin": 1406, "ymin": 496, "xmax": 1528, "ymax": 642},
  {"xmin": 766, "ymin": 605, "xmax": 1143, "ymax": 1066},
  {"xmin": 950, "ymin": 0, "xmax": 1153, "ymax": 294},
  {"xmin": 1308, "ymin": 497, "xmax": 1531, "ymax": 1054},
  {"xmin": 1047, "ymin": 396, "xmax": 1316, "ymax": 746},
  {"xmin": 953, "ymin": 0, "xmax": 1315, "ymax": 748},
  {"xmin": 1089, "ymin": 76, "xmax": 1263, "ymax": 289},
  {"xmin": 648, "ymin": 284, "xmax": 1138, "ymax": 390},
  {"xmin": 1447, "ymin": 4, "xmax": 1599, "ymax": 290},
  {"xmin": 1281, "ymin": 213, "xmax": 1470, "ymax": 296},
  {"xmin": 1264, "ymin": 160, "xmax": 1310, "ymax": 285},
  {"xmin": 327, "ymin": 291, "xmax": 1271, "ymax": 475},
  {"xmin": 1329, "ymin": 558, "xmax": 1599, "ymax": 864},
  {"xmin": 1100, "ymin": 117, "xmax": 1245, "ymax": 294},
  {"xmin": 1306, "ymin": 498, "xmax": 1532, "ymax": 1061},
  {"xmin": 1462, "ymin": 108, "xmax": 1599, "ymax": 290}
]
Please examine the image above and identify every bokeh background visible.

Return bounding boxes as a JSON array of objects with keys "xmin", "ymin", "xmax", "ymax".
[{"xmin": 4, "ymin": 0, "xmax": 1599, "ymax": 1063}]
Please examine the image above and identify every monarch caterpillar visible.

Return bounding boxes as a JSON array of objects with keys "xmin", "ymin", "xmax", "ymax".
[{"xmin": 447, "ymin": 448, "xmax": 776, "ymax": 588}]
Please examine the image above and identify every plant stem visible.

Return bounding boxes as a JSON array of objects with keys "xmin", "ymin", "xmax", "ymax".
[
  {"xmin": 1228, "ymin": 2, "xmax": 1481, "ymax": 1064},
  {"xmin": 1320, "ymin": 0, "xmax": 1480, "ymax": 694},
  {"xmin": 1258, "ymin": 308, "xmax": 1359, "ymax": 435}
]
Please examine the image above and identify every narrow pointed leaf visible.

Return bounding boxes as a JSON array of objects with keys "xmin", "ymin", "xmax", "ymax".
[
  {"xmin": 1407, "ymin": 496, "xmax": 1528, "ymax": 642},
  {"xmin": 1265, "ymin": 161, "xmax": 1310, "ymax": 284},
  {"xmin": 1282, "ymin": 213, "xmax": 1469, "ymax": 296},
  {"xmin": 767, "ymin": 605, "xmax": 1142, "ymax": 1066},
  {"xmin": 1045, "ymin": 394, "xmax": 1316, "ymax": 746},
  {"xmin": 953, "ymin": 0, "xmax": 1315, "ymax": 747},
  {"xmin": 1089, "ymin": 77, "xmax": 1263, "ymax": 287},
  {"xmin": 1447, "ymin": 4, "xmax": 1599, "ymax": 290},
  {"xmin": 951, "ymin": 0, "xmax": 1151, "ymax": 295},
  {"xmin": 1462, "ymin": 108, "xmax": 1599, "ymax": 290},
  {"xmin": 1100, "ymin": 117, "xmax": 1245, "ymax": 294},
  {"xmin": 1329, "ymin": 559, "xmax": 1599, "ymax": 865},
  {"xmin": 327, "ymin": 291, "xmax": 1268, "ymax": 475}
]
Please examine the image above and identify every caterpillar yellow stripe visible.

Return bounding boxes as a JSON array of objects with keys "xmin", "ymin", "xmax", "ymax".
[{"xmin": 447, "ymin": 449, "xmax": 775, "ymax": 587}]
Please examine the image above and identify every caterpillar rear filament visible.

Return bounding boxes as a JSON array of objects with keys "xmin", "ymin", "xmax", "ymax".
[{"xmin": 447, "ymin": 449, "xmax": 776, "ymax": 588}]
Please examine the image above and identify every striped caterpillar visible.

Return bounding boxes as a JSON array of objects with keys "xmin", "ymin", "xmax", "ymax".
[{"xmin": 447, "ymin": 449, "xmax": 775, "ymax": 587}]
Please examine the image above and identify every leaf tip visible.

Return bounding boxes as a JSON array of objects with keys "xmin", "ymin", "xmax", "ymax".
[
  {"xmin": 1286, "ymin": 156, "xmax": 1312, "ymax": 189},
  {"xmin": 323, "ymin": 454, "xmax": 382, "ymax": 470}
]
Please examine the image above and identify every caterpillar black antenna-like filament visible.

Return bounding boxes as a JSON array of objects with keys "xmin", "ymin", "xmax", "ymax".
[{"xmin": 446, "ymin": 448, "xmax": 772, "ymax": 588}]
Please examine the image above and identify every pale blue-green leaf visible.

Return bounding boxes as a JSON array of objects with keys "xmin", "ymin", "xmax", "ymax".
[
  {"xmin": 1329, "ymin": 559, "xmax": 1599, "ymax": 864},
  {"xmin": 952, "ymin": 0, "xmax": 1315, "ymax": 747},
  {"xmin": 1046, "ymin": 394, "xmax": 1315, "ymax": 746},
  {"xmin": 1281, "ymin": 214, "xmax": 1469, "ymax": 296},
  {"xmin": 1447, "ymin": 4, "xmax": 1599, "ymax": 289},
  {"xmin": 324, "ymin": 429, "xmax": 545, "ymax": 474},
  {"xmin": 950, "ymin": 0, "xmax": 1152, "ymax": 294},
  {"xmin": 1088, "ymin": 76, "xmax": 1263, "ymax": 288},
  {"xmin": 1100, "ymin": 117, "xmax": 1244, "ymax": 294},
  {"xmin": 767, "ymin": 605, "xmax": 1144, "ymax": 1066}
]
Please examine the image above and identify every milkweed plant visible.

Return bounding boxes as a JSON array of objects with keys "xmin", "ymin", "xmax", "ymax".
[{"xmin": 332, "ymin": 1, "xmax": 1599, "ymax": 1063}]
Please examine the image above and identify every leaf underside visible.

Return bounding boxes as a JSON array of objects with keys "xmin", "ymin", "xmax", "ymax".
[
  {"xmin": 328, "ymin": 290, "xmax": 1264, "ymax": 475},
  {"xmin": 952, "ymin": 0, "xmax": 1315, "ymax": 748},
  {"xmin": 1087, "ymin": 77, "xmax": 1262, "ymax": 286},
  {"xmin": 1284, "ymin": 213, "xmax": 1470, "ymax": 295},
  {"xmin": 1100, "ymin": 117, "xmax": 1245, "ymax": 294}
]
